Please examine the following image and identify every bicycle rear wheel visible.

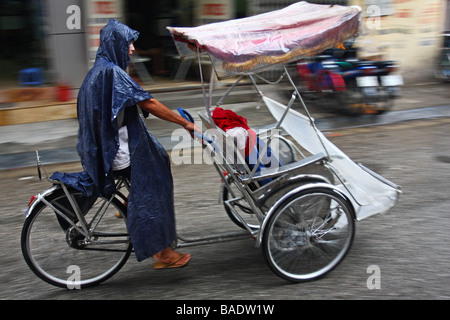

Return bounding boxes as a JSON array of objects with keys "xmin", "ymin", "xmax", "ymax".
[
  {"xmin": 21, "ymin": 187, "xmax": 131, "ymax": 289},
  {"xmin": 262, "ymin": 187, "xmax": 354, "ymax": 282}
]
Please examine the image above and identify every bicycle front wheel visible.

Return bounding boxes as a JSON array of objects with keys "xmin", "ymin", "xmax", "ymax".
[
  {"xmin": 21, "ymin": 188, "xmax": 132, "ymax": 289},
  {"xmin": 262, "ymin": 187, "xmax": 355, "ymax": 282}
]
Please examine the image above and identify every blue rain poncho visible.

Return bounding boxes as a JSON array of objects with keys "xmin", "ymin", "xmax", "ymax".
[{"xmin": 52, "ymin": 20, "xmax": 176, "ymax": 261}]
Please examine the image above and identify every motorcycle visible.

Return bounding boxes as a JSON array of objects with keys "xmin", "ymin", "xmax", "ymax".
[
  {"xmin": 295, "ymin": 41, "xmax": 403, "ymax": 115},
  {"xmin": 434, "ymin": 32, "xmax": 450, "ymax": 82}
]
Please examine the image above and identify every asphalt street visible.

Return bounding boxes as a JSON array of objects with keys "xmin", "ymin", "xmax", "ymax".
[
  {"xmin": 0, "ymin": 81, "xmax": 449, "ymax": 301},
  {"xmin": 1, "ymin": 119, "xmax": 450, "ymax": 300}
]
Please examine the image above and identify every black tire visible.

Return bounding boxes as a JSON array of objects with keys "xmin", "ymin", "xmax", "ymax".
[
  {"xmin": 337, "ymin": 79, "xmax": 366, "ymax": 116},
  {"xmin": 262, "ymin": 187, "xmax": 355, "ymax": 282},
  {"xmin": 21, "ymin": 187, "xmax": 131, "ymax": 289}
]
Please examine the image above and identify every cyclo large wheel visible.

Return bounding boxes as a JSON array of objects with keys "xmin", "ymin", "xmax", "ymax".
[
  {"xmin": 261, "ymin": 186, "xmax": 355, "ymax": 282},
  {"xmin": 222, "ymin": 135, "xmax": 297, "ymax": 231},
  {"xmin": 21, "ymin": 187, "xmax": 131, "ymax": 289}
]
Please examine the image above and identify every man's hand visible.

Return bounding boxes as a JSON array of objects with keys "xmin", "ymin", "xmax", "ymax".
[{"xmin": 182, "ymin": 121, "xmax": 201, "ymax": 139}]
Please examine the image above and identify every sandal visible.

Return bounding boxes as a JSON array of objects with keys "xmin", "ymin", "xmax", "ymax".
[{"xmin": 153, "ymin": 254, "xmax": 191, "ymax": 270}]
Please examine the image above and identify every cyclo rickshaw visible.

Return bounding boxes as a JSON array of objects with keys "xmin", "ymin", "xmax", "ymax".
[{"xmin": 21, "ymin": 2, "xmax": 401, "ymax": 288}]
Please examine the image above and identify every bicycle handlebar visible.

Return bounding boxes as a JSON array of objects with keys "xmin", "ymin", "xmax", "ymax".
[{"xmin": 177, "ymin": 108, "xmax": 214, "ymax": 144}]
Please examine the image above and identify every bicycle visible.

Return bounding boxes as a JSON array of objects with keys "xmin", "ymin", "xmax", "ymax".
[{"xmin": 21, "ymin": 153, "xmax": 132, "ymax": 288}]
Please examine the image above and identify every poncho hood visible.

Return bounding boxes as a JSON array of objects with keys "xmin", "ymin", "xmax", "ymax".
[
  {"xmin": 96, "ymin": 19, "xmax": 139, "ymax": 70},
  {"xmin": 75, "ymin": 19, "xmax": 151, "ymax": 197}
]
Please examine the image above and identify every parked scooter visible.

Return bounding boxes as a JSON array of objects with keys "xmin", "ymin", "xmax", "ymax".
[
  {"xmin": 295, "ymin": 41, "xmax": 403, "ymax": 115},
  {"xmin": 434, "ymin": 32, "xmax": 450, "ymax": 82}
]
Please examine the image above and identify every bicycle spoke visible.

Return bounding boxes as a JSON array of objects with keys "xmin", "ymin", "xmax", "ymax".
[{"xmin": 22, "ymin": 188, "xmax": 132, "ymax": 288}]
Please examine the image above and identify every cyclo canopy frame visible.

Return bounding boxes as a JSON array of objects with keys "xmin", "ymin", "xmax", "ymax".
[{"xmin": 168, "ymin": 2, "xmax": 401, "ymax": 248}]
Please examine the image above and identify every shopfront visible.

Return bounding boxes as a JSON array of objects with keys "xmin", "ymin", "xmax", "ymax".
[{"xmin": 1, "ymin": 0, "xmax": 448, "ymax": 90}]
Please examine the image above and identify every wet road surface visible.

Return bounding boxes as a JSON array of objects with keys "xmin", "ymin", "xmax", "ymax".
[{"xmin": 1, "ymin": 118, "xmax": 449, "ymax": 300}]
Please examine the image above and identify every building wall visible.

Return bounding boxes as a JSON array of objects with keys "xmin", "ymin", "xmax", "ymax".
[
  {"xmin": 44, "ymin": 0, "xmax": 449, "ymax": 87},
  {"xmin": 351, "ymin": 0, "xmax": 447, "ymax": 83},
  {"xmin": 246, "ymin": 0, "xmax": 448, "ymax": 83},
  {"xmin": 45, "ymin": 0, "xmax": 125, "ymax": 88},
  {"xmin": 45, "ymin": 0, "xmax": 88, "ymax": 88}
]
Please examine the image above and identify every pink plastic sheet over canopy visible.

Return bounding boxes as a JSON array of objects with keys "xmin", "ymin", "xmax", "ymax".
[{"xmin": 167, "ymin": 1, "xmax": 361, "ymax": 79}]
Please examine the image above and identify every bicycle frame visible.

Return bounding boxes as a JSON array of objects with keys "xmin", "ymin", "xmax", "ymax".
[
  {"xmin": 29, "ymin": 150, "xmax": 255, "ymax": 250},
  {"xmin": 27, "ymin": 153, "xmax": 131, "ymax": 248}
]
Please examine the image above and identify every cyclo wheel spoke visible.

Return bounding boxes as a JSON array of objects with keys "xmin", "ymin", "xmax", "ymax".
[{"xmin": 262, "ymin": 188, "xmax": 354, "ymax": 282}]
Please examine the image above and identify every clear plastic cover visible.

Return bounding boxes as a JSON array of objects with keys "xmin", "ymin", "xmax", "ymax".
[{"xmin": 168, "ymin": 2, "xmax": 361, "ymax": 79}]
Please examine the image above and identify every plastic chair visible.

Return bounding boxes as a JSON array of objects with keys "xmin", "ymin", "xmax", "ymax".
[{"xmin": 18, "ymin": 68, "xmax": 43, "ymax": 86}]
